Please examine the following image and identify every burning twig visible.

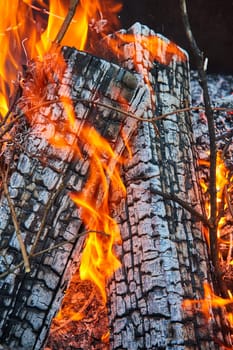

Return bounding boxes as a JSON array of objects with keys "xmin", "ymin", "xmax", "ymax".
[
  {"xmin": 4, "ymin": 98, "xmax": 221, "ymax": 134},
  {"xmin": 75, "ymin": 98, "xmax": 233, "ymax": 123},
  {"xmin": 1, "ymin": 95, "xmax": 231, "ymax": 142},
  {"xmin": 54, "ymin": 0, "xmax": 79, "ymax": 45},
  {"xmin": 1, "ymin": 165, "xmax": 30, "ymax": 273}
]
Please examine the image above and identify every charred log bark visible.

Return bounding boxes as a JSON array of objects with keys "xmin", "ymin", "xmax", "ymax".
[
  {"xmin": 0, "ymin": 47, "xmax": 149, "ymax": 350},
  {"xmin": 106, "ymin": 23, "xmax": 232, "ymax": 349}
]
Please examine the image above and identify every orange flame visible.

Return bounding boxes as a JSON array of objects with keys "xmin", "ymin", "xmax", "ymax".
[
  {"xmin": 108, "ymin": 32, "xmax": 187, "ymax": 65},
  {"xmin": 0, "ymin": 0, "xmax": 122, "ymax": 117},
  {"xmin": 70, "ymin": 126, "xmax": 125, "ymax": 301},
  {"xmin": 183, "ymin": 282, "xmax": 233, "ymax": 327},
  {"xmin": 103, "ymin": 32, "xmax": 186, "ymax": 87},
  {"xmin": 22, "ymin": 75, "xmax": 125, "ymax": 302},
  {"xmin": 199, "ymin": 151, "xmax": 230, "ymax": 242},
  {"xmin": 185, "ymin": 152, "xmax": 233, "ymax": 331}
]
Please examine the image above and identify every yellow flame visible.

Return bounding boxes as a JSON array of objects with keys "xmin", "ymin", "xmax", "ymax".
[{"xmin": 183, "ymin": 282, "xmax": 233, "ymax": 327}]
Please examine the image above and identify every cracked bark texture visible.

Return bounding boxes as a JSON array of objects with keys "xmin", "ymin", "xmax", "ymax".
[
  {"xmin": 107, "ymin": 23, "xmax": 232, "ymax": 349},
  {"xmin": 0, "ymin": 47, "xmax": 150, "ymax": 350}
]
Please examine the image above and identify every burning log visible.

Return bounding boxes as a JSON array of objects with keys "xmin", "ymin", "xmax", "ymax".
[
  {"xmin": 0, "ymin": 46, "xmax": 150, "ymax": 349},
  {"xmin": 102, "ymin": 23, "xmax": 233, "ymax": 349}
]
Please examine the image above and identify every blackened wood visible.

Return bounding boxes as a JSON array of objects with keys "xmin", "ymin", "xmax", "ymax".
[
  {"xmin": 0, "ymin": 48, "xmax": 150, "ymax": 350},
  {"xmin": 106, "ymin": 23, "xmax": 232, "ymax": 349}
]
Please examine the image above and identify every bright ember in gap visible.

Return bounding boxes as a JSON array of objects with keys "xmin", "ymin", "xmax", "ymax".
[{"xmin": 199, "ymin": 151, "xmax": 230, "ymax": 245}]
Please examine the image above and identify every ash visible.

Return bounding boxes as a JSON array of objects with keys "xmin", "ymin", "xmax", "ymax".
[{"xmin": 191, "ymin": 71, "xmax": 233, "ymax": 164}]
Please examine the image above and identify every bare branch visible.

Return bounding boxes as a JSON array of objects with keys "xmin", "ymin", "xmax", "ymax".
[
  {"xmin": 1, "ymin": 94, "xmax": 231, "ymax": 142},
  {"xmin": 30, "ymin": 180, "xmax": 65, "ymax": 256},
  {"xmin": 180, "ymin": 0, "xmax": 218, "ymax": 271}
]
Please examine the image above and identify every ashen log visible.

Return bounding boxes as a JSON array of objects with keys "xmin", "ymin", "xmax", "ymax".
[
  {"xmin": 104, "ymin": 23, "xmax": 232, "ymax": 349},
  {"xmin": 0, "ymin": 46, "xmax": 150, "ymax": 350}
]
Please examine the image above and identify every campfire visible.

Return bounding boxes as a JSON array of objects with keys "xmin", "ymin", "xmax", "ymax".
[{"xmin": 0, "ymin": 1, "xmax": 233, "ymax": 349}]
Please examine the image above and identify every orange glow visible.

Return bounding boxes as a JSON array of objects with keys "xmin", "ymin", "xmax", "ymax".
[
  {"xmin": 183, "ymin": 282, "xmax": 233, "ymax": 327},
  {"xmin": 105, "ymin": 32, "xmax": 186, "ymax": 80},
  {"xmin": 199, "ymin": 151, "xmax": 233, "ymax": 267},
  {"xmin": 115, "ymin": 33, "xmax": 186, "ymax": 64},
  {"xmin": 199, "ymin": 152, "xmax": 230, "ymax": 242},
  {"xmin": 186, "ymin": 152, "xmax": 233, "ymax": 329},
  {"xmin": 101, "ymin": 331, "xmax": 110, "ymax": 343},
  {"xmin": 105, "ymin": 33, "xmax": 187, "ymax": 65}
]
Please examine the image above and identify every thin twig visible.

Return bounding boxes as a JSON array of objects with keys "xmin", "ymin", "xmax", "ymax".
[
  {"xmin": 32, "ymin": 230, "xmax": 109, "ymax": 258},
  {"xmin": 216, "ymin": 129, "xmax": 233, "ymax": 142},
  {"xmin": 151, "ymin": 188, "xmax": 211, "ymax": 228},
  {"xmin": 1, "ymin": 166, "xmax": 30, "ymax": 272},
  {"xmin": 225, "ymin": 185, "xmax": 233, "ymax": 224},
  {"xmin": 54, "ymin": 0, "xmax": 79, "ymax": 45},
  {"xmin": 1, "ymin": 95, "xmax": 231, "ymax": 140},
  {"xmin": 180, "ymin": 0, "xmax": 218, "ymax": 271},
  {"xmin": 226, "ymin": 233, "xmax": 233, "ymax": 269},
  {"xmin": 74, "ymin": 98, "xmax": 232, "ymax": 124},
  {"xmin": 0, "ymin": 230, "xmax": 109, "ymax": 279},
  {"xmin": 30, "ymin": 180, "xmax": 65, "ymax": 256}
]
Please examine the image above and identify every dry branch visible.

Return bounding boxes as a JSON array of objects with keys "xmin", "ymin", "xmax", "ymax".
[{"xmin": 180, "ymin": 0, "xmax": 220, "ymax": 289}]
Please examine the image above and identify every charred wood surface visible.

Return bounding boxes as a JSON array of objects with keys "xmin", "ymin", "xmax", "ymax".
[
  {"xmin": 0, "ymin": 47, "xmax": 149, "ymax": 350},
  {"xmin": 106, "ymin": 24, "xmax": 232, "ymax": 349}
]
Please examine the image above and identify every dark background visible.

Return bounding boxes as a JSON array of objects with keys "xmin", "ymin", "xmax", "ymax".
[{"xmin": 120, "ymin": 0, "xmax": 233, "ymax": 74}]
